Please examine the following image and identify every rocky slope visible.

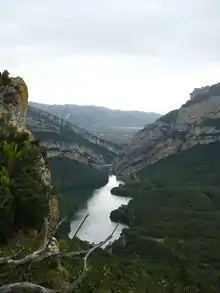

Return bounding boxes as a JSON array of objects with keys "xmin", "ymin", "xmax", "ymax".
[
  {"xmin": 114, "ymin": 82, "xmax": 220, "ymax": 177},
  {"xmin": 27, "ymin": 105, "xmax": 121, "ymax": 167}
]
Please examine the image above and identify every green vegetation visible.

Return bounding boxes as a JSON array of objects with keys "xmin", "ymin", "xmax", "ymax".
[
  {"xmin": 48, "ymin": 157, "xmax": 108, "ymax": 235},
  {"xmin": 48, "ymin": 157, "xmax": 108, "ymax": 191},
  {"xmin": 0, "ymin": 114, "xmax": 168, "ymax": 292},
  {"xmin": 110, "ymin": 141, "xmax": 220, "ymax": 292},
  {"xmin": 0, "ymin": 70, "xmax": 11, "ymax": 85},
  {"xmin": 184, "ymin": 83, "xmax": 220, "ymax": 108},
  {"xmin": 2, "ymin": 71, "xmax": 220, "ymax": 292},
  {"xmin": 0, "ymin": 231, "xmax": 170, "ymax": 293},
  {"xmin": 0, "ymin": 110, "xmax": 191, "ymax": 292},
  {"xmin": 0, "ymin": 117, "xmax": 49, "ymax": 243}
]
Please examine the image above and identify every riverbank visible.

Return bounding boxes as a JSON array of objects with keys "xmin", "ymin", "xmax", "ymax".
[
  {"xmin": 48, "ymin": 157, "xmax": 109, "ymax": 236},
  {"xmin": 69, "ymin": 175, "xmax": 131, "ymax": 246}
]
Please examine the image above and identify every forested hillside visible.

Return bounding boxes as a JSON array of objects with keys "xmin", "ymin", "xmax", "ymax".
[{"xmin": 110, "ymin": 84, "xmax": 220, "ymax": 292}]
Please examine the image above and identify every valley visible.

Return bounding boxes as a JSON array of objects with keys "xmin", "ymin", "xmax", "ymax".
[
  {"xmin": 51, "ymin": 81, "xmax": 220, "ymax": 292},
  {"xmin": 1, "ymin": 72, "xmax": 220, "ymax": 292},
  {"xmin": 2, "ymin": 1, "xmax": 220, "ymax": 292}
]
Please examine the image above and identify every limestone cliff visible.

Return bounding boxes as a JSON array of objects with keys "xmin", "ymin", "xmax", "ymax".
[
  {"xmin": 0, "ymin": 72, "xmax": 28, "ymax": 126},
  {"xmin": 0, "ymin": 72, "xmax": 72, "ymax": 291},
  {"xmin": 27, "ymin": 106, "xmax": 121, "ymax": 167},
  {"xmin": 0, "ymin": 71, "xmax": 59, "ymax": 242},
  {"xmin": 114, "ymin": 82, "xmax": 220, "ymax": 177}
]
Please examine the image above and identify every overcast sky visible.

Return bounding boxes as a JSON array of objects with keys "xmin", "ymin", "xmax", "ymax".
[{"xmin": 1, "ymin": 0, "xmax": 220, "ymax": 114}]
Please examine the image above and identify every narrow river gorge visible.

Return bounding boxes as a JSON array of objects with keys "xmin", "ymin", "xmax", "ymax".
[{"xmin": 69, "ymin": 175, "xmax": 131, "ymax": 246}]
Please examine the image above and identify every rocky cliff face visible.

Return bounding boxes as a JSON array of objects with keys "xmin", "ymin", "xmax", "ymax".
[
  {"xmin": 114, "ymin": 82, "xmax": 220, "ymax": 176},
  {"xmin": 0, "ymin": 71, "xmax": 59, "ymax": 242},
  {"xmin": 0, "ymin": 74, "xmax": 28, "ymax": 126},
  {"xmin": 27, "ymin": 106, "xmax": 121, "ymax": 166}
]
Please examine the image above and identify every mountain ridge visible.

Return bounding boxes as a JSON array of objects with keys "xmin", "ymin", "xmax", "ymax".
[
  {"xmin": 114, "ymin": 81, "xmax": 220, "ymax": 177},
  {"xmin": 27, "ymin": 105, "xmax": 121, "ymax": 167},
  {"xmin": 29, "ymin": 101, "xmax": 161, "ymax": 143}
]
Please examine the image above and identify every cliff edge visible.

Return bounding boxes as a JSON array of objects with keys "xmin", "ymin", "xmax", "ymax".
[
  {"xmin": 114, "ymin": 82, "xmax": 220, "ymax": 177},
  {"xmin": 0, "ymin": 71, "xmax": 65, "ymax": 289}
]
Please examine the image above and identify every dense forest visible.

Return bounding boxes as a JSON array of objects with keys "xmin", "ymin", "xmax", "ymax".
[
  {"xmin": 48, "ymin": 157, "xmax": 108, "ymax": 235},
  {"xmin": 110, "ymin": 141, "xmax": 220, "ymax": 292}
]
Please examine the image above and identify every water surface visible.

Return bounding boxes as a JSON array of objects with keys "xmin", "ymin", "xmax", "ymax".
[{"xmin": 69, "ymin": 175, "xmax": 131, "ymax": 245}]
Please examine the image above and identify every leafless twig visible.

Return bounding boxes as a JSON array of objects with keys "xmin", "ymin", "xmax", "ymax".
[
  {"xmin": 0, "ymin": 217, "xmax": 61, "ymax": 266},
  {"xmin": 68, "ymin": 224, "xmax": 119, "ymax": 292},
  {"xmin": 0, "ymin": 216, "xmax": 119, "ymax": 293},
  {"xmin": 0, "ymin": 282, "xmax": 54, "ymax": 293},
  {"xmin": 71, "ymin": 214, "xmax": 89, "ymax": 240}
]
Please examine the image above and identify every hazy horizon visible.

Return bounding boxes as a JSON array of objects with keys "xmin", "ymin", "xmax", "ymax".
[
  {"xmin": 30, "ymin": 101, "xmax": 162, "ymax": 115},
  {"xmin": 2, "ymin": 0, "xmax": 220, "ymax": 115}
]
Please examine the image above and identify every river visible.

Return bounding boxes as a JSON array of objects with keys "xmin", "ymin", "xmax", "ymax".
[{"xmin": 69, "ymin": 175, "xmax": 131, "ymax": 246}]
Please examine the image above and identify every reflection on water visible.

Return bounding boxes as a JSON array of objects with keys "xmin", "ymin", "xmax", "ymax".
[{"xmin": 69, "ymin": 175, "xmax": 131, "ymax": 246}]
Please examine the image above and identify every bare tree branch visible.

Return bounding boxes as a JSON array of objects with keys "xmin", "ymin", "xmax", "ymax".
[
  {"xmin": 0, "ymin": 222, "xmax": 119, "ymax": 293},
  {"xmin": 0, "ymin": 216, "xmax": 64, "ymax": 266},
  {"xmin": 0, "ymin": 282, "xmax": 54, "ymax": 293},
  {"xmin": 67, "ymin": 224, "xmax": 119, "ymax": 292},
  {"xmin": 36, "ymin": 248, "xmax": 88, "ymax": 262},
  {"xmin": 0, "ymin": 248, "xmax": 24, "ymax": 265},
  {"xmin": 71, "ymin": 214, "xmax": 89, "ymax": 240},
  {"xmin": 84, "ymin": 224, "xmax": 119, "ymax": 270}
]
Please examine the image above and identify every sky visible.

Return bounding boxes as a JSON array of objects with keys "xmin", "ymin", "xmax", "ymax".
[{"xmin": 1, "ymin": 0, "xmax": 220, "ymax": 114}]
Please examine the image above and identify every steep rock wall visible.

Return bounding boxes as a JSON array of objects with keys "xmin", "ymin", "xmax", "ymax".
[
  {"xmin": 114, "ymin": 82, "xmax": 220, "ymax": 176},
  {"xmin": 27, "ymin": 106, "xmax": 122, "ymax": 155},
  {"xmin": 0, "ymin": 72, "xmax": 59, "ymax": 240}
]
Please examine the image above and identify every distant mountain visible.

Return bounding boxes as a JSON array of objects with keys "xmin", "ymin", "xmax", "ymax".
[{"xmin": 29, "ymin": 102, "xmax": 161, "ymax": 143}]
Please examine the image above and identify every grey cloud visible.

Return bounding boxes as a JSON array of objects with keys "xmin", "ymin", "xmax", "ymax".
[{"xmin": 0, "ymin": 0, "xmax": 220, "ymax": 64}]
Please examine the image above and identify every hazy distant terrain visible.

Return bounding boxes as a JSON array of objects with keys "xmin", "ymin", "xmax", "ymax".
[{"xmin": 29, "ymin": 102, "xmax": 161, "ymax": 143}]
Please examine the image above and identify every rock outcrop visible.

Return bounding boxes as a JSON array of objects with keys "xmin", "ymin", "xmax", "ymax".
[
  {"xmin": 114, "ymin": 82, "xmax": 220, "ymax": 176},
  {"xmin": 0, "ymin": 71, "xmax": 59, "ymax": 243},
  {"xmin": 27, "ymin": 106, "xmax": 121, "ymax": 166},
  {"xmin": 0, "ymin": 73, "xmax": 28, "ymax": 127}
]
